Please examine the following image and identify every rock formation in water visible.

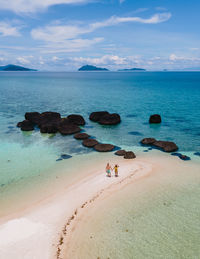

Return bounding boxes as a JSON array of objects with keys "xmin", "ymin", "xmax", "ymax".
[
  {"xmin": 141, "ymin": 138, "xmax": 157, "ymax": 145},
  {"xmin": 89, "ymin": 111, "xmax": 121, "ymax": 125},
  {"xmin": 115, "ymin": 150, "xmax": 126, "ymax": 156},
  {"xmin": 17, "ymin": 112, "xmax": 82, "ymax": 135},
  {"xmin": 149, "ymin": 114, "xmax": 162, "ymax": 124},
  {"xmin": 141, "ymin": 138, "xmax": 178, "ymax": 152},
  {"xmin": 17, "ymin": 120, "xmax": 34, "ymax": 131},
  {"xmin": 82, "ymin": 139, "xmax": 99, "ymax": 147},
  {"xmin": 67, "ymin": 114, "xmax": 85, "ymax": 125},
  {"xmin": 74, "ymin": 133, "xmax": 90, "ymax": 140},
  {"xmin": 94, "ymin": 144, "xmax": 115, "ymax": 152},
  {"xmin": 124, "ymin": 151, "xmax": 136, "ymax": 159}
]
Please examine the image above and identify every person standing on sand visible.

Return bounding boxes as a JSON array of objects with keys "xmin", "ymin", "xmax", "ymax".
[
  {"xmin": 113, "ymin": 164, "xmax": 119, "ymax": 177},
  {"xmin": 106, "ymin": 163, "xmax": 112, "ymax": 177}
]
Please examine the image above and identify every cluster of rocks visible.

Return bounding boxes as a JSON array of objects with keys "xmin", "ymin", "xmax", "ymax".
[
  {"xmin": 89, "ymin": 111, "xmax": 121, "ymax": 125},
  {"xmin": 74, "ymin": 133, "xmax": 115, "ymax": 152},
  {"xmin": 17, "ymin": 111, "xmax": 121, "ymax": 133},
  {"xmin": 17, "ymin": 112, "xmax": 84, "ymax": 135},
  {"xmin": 141, "ymin": 138, "xmax": 178, "ymax": 152},
  {"xmin": 17, "ymin": 111, "xmax": 189, "ymax": 161},
  {"xmin": 17, "ymin": 111, "xmax": 120, "ymax": 153},
  {"xmin": 115, "ymin": 150, "xmax": 136, "ymax": 159}
]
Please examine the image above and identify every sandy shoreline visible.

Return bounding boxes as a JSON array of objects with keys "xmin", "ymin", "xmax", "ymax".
[
  {"xmin": 0, "ymin": 155, "xmax": 152, "ymax": 259},
  {"xmin": 1, "ymin": 151, "xmax": 199, "ymax": 259}
]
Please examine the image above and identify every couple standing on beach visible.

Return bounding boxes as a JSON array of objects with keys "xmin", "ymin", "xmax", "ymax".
[{"xmin": 106, "ymin": 163, "xmax": 119, "ymax": 177}]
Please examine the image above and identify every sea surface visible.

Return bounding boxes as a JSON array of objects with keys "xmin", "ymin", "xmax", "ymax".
[
  {"xmin": 0, "ymin": 72, "xmax": 200, "ymax": 257},
  {"xmin": 0, "ymin": 71, "xmax": 200, "ymax": 194}
]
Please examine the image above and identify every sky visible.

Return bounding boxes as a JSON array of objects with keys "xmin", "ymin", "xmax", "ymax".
[{"xmin": 0, "ymin": 0, "xmax": 200, "ymax": 71}]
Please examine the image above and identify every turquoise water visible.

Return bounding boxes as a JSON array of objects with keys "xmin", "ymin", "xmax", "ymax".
[
  {"xmin": 66, "ymin": 154, "xmax": 200, "ymax": 259},
  {"xmin": 0, "ymin": 72, "xmax": 200, "ymax": 197}
]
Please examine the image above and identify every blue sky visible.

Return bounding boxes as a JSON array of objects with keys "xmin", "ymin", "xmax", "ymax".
[{"xmin": 0, "ymin": 0, "xmax": 200, "ymax": 71}]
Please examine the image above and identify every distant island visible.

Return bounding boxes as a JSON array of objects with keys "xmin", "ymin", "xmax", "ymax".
[
  {"xmin": 118, "ymin": 68, "xmax": 146, "ymax": 71},
  {"xmin": 78, "ymin": 65, "xmax": 109, "ymax": 71},
  {"xmin": 0, "ymin": 64, "xmax": 37, "ymax": 71}
]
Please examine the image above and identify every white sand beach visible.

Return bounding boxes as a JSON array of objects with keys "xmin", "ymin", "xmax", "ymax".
[{"xmin": 0, "ymin": 154, "xmax": 152, "ymax": 259}]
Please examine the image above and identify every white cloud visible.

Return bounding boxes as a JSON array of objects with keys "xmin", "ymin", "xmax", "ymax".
[
  {"xmin": 0, "ymin": 0, "xmax": 92, "ymax": 13},
  {"xmin": 90, "ymin": 12, "xmax": 171, "ymax": 30},
  {"xmin": 0, "ymin": 22, "xmax": 21, "ymax": 37},
  {"xmin": 156, "ymin": 7, "xmax": 168, "ymax": 11},
  {"xmin": 41, "ymin": 37, "xmax": 104, "ymax": 53},
  {"xmin": 16, "ymin": 56, "xmax": 34, "ymax": 64},
  {"xmin": 169, "ymin": 53, "xmax": 200, "ymax": 61},
  {"xmin": 52, "ymin": 56, "xmax": 62, "ymax": 61},
  {"xmin": 32, "ymin": 24, "xmax": 90, "ymax": 42},
  {"xmin": 31, "ymin": 12, "xmax": 172, "ymax": 43},
  {"xmin": 71, "ymin": 55, "xmax": 142, "ymax": 67},
  {"xmin": 190, "ymin": 48, "xmax": 199, "ymax": 51}
]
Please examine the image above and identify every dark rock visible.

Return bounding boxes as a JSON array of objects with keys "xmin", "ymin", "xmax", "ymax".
[
  {"xmin": 17, "ymin": 120, "xmax": 34, "ymax": 131},
  {"xmin": 17, "ymin": 121, "xmax": 23, "ymax": 127},
  {"xmin": 59, "ymin": 118, "xmax": 71, "ymax": 127},
  {"xmin": 82, "ymin": 139, "xmax": 99, "ymax": 147},
  {"xmin": 141, "ymin": 138, "xmax": 156, "ymax": 145},
  {"xmin": 149, "ymin": 114, "xmax": 161, "ymax": 124},
  {"xmin": 38, "ymin": 112, "xmax": 61, "ymax": 127},
  {"xmin": 94, "ymin": 144, "xmax": 115, "ymax": 152},
  {"xmin": 60, "ymin": 154, "xmax": 72, "ymax": 159},
  {"xmin": 25, "ymin": 112, "xmax": 41, "ymax": 124},
  {"xmin": 41, "ymin": 111, "xmax": 61, "ymax": 121},
  {"xmin": 56, "ymin": 158, "xmax": 63, "ymax": 162},
  {"xmin": 194, "ymin": 152, "xmax": 200, "ymax": 157},
  {"xmin": 40, "ymin": 123, "xmax": 58, "ymax": 134},
  {"xmin": 74, "ymin": 133, "xmax": 90, "ymax": 140},
  {"xmin": 99, "ymin": 113, "xmax": 121, "ymax": 125},
  {"xmin": 171, "ymin": 153, "xmax": 190, "ymax": 161},
  {"xmin": 58, "ymin": 124, "xmax": 81, "ymax": 135},
  {"xmin": 124, "ymin": 151, "xmax": 136, "ymax": 159},
  {"xmin": 179, "ymin": 154, "xmax": 191, "ymax": 161},
  {"xmin": 153, "ymin": 141, "xmax": 178, "ymax": 152},
  {"xmin": 67, "ymin": 114, "xmax": 85, "ymax": 126},
  {"xmin": 115, "ymin": 150, "xmax": 126, "ymax": 156},
  {"xmin": 89, "ymin": 111, "xmax": 109, "ymax": 122}
]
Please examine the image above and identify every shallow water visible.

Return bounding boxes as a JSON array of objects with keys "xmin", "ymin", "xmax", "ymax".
[
  {"xmin": 0, "ymin": 72, "xmax": 200, "ymax": 258},
  {"xmin": 64, "ymin": 155, "xmax": 200, "ymax": 259},
  {"xmin": 0, "ymin": 72, "xmax": 200, "ymax": 213}
]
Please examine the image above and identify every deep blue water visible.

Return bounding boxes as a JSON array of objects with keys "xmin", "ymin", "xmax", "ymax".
[{"xmin": 0, "ymin": 71, "xmax": 200, "ymax": 188}]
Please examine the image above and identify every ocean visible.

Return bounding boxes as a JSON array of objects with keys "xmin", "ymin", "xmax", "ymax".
[
  {"xmin": 0, "ymin": 71, "xmax": 200, "ymax": 258},
  {"xmin": 0, "ymin": 71, "xmax": 200, "ymax": 193}
]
